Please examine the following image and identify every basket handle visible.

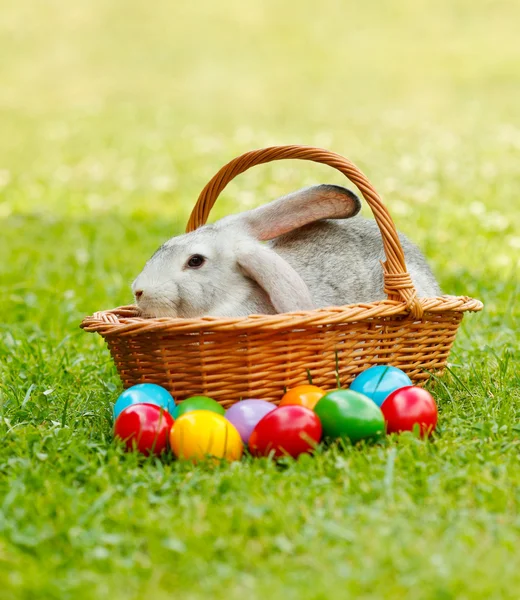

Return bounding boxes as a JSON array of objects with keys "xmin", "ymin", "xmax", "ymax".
[{"xmin": 186, "ymin": 145, "xmax": 422, "ymax": 317}]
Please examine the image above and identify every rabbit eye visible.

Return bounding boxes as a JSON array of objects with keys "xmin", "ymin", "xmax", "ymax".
[{"xmin": 186, "ymin": 254, "xmax": 205, "ymax": 269}]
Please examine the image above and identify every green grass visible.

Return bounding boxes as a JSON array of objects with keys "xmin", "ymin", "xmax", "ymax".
[{"xmin": 1, "ymin": 1, "xmax": 520, "ymax": 598}]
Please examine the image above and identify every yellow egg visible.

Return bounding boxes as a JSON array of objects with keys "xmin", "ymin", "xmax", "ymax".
[{"xmin": 169, "ymin": 410, "xmax": 243, "ymax": 462}]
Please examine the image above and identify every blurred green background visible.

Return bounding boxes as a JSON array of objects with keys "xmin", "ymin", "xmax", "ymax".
[
  {"xmin": 2, "ymin": 1, "xmax": 519, "ymax": 271},
  {"xmin": 1, "ymin": 1, "xmax": 519, "ymax": 599},
  {"xmin": 2, "ymin": 1, "xmax": 519, "ymax": 317}
]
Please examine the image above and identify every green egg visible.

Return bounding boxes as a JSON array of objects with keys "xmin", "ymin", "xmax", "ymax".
[
  {"xmin": 177, "ymin": 395, "xmax": 225, "ymax": 418},
  {"xmin": 314, "ymin": 389, "xmax": 385, "ymax": 443}
]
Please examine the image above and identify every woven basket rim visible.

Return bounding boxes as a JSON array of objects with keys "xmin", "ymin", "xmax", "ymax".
[{"xmin": 81, "ymin": 295, "xmax": 483, "ymax": 336}]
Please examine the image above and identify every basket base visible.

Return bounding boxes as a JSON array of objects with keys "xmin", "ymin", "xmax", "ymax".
[{"xmin": 104, "ymin": 311, "xmax": 464, "ymax": 407}]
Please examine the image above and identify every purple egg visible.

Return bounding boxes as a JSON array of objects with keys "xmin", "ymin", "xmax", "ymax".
[{"xmin": 225, "ymin": 399, "xmax": 276, "ymax": 445}]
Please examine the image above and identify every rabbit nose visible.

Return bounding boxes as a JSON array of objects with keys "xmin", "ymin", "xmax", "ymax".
[{"xmin": 134, "ymin": 289, "xmax": 144, "ymax": 300}]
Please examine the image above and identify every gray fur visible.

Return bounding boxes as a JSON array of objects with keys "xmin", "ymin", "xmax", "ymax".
[
  {"xmin": 270, "ymin": 218, "xmax": 440, "ymax": 306},
  {"xmin": 132, "ymin": 184, "xmax": 440, "ymax": 318}
]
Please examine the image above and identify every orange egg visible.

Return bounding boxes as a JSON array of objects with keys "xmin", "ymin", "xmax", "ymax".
[{"xmin": 279, "ymin": 385, "xmax": 326, "ymax": 410}]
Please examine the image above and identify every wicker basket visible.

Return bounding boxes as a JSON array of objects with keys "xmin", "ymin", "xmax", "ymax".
[{"xmin": 81, "ymin": 145, "xmax": 482, "ymax": 407}]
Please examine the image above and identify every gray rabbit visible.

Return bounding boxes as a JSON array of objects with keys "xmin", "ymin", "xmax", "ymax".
[{"xmin": 132, "ymin": 185, "xmax": 440, "ymax": 318}]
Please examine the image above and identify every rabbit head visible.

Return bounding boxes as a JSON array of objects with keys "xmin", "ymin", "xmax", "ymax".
[{"xmin": 132, "ymin": 184, "xmax": 361, "ymax": 318}]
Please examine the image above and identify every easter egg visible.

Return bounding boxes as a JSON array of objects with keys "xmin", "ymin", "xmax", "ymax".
[
  {"xmin": 170, "ymin": 410, "xmax": 243, "ymax": 461},
  {"xmin": 349, "ymin": 365, "xmax": 413, "ymax": 407},
  {"xmin": 249, "ymin": 405, "xmax": 322, "ymax": 459},
  {"xmin": 314, "ymin": 389, "xmax": 385, "ymax": 443},
  {"xmin": 114, "ymin": 403, "xmax": 174, "ymax": 455},
  {"xmin": 113, "ymin": 383, "xmax": 178, "ymax": 420},
  {"xmin": 177, "ymin": 395, "xmax": 225, "ymax": 418},
  {"xmin": 279, "ymin": 385, "xmax": 326, "ymax": 411},
  {"xmin": 225, "ymin": 399, "xmax": 276, "ymax": 444},
  {"xmin": 381, "ymin": 386, "xmax": 438, "ymax": 436}
]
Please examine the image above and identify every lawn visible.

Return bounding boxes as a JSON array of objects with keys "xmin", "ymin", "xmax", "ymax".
[{"xmin": 1, "ymin": 1, "xmax": 519, "ymax": 598}]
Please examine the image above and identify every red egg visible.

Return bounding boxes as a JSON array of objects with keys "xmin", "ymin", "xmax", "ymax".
[
  {"xmin": 381, "ymin": 386, "xmax": 438, "ymax": 437},
  {"xmin": 249, "ymin": 405, "xmax": 322, "ymax": 458},
  {"xmin": 114, "ymin": 403, "xmax": 174, "ymax": 455}
]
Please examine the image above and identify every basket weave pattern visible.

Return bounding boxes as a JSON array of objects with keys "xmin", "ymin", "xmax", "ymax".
[{"xmin": 81, "ymin": 146, "xmax": 482, "ymax": 406}]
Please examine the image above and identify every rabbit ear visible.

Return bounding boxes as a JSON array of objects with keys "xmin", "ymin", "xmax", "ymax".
[
  {"xmin": 238, "ymin": 184, "xmax": 362, "ymax": 241},
  {"xmin": 237, "ymin": 243, "xmax": 314, "ymax": 313}
]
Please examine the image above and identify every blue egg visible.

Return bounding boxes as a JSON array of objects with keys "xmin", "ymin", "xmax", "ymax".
[
  {"xmin": 113, "ymin": 384, "xmax": 178, "ymax": 420},
  {"xmin": 349, "ymin": 366, "xmax": 412, "ymax": 407}
]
